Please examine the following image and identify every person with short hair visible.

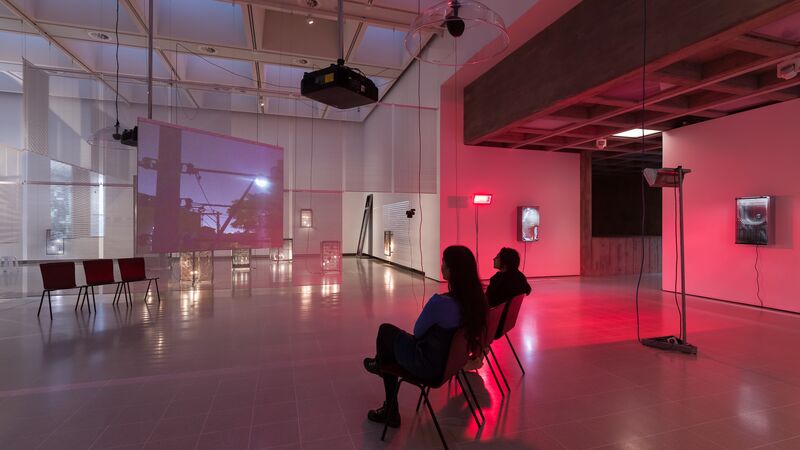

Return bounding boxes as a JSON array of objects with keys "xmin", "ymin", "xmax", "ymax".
[{"xmin": 486, "ymin": 247, "xmax": 531, "ymax": 307}]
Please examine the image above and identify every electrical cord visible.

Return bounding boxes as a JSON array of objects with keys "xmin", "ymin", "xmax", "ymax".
[
  {"xmin": 755, "ymin": 244, "xmax": 764, "ymax": 307},
  {"xmin": 114, "ymin": 0, "xmax": 120, "ymax": 134},
  {"xmin": 522, "ymin": 241, "xmax": 529, "ymax": 273},
  {"xmin": 633, "ymin": 0, "xmax": 647, "ymax": 344},
  {"xmin": 673, "ymin": 184, "xmax": 682, "ymax": 331},
  {"xmin": 416, "ymin": 0, "xmax": 427, "ymax": 309}
]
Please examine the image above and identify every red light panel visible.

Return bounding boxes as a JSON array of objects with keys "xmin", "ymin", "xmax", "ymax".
[{"xmin": 473, "ymin": 194, "xmax": 493, "ymax": 205}]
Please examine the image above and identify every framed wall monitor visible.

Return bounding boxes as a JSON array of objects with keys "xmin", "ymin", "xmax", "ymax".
[
  {"xmin": 735, "ymin": 196, "xmax": 774, "ymax": 245},
  {"xmin": 517, "ymin": 206, "xmax": 540, "ymax": 242}
]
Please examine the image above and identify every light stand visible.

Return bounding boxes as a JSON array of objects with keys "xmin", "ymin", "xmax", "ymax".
[{"xmin": 641, "ymin": 166, "xmax": 697, "ymax": 355}]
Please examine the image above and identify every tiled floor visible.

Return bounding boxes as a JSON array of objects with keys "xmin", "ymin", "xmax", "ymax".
[{"xmin": 1, "ymin": 257, "xmax": 799, "ymax": 449}]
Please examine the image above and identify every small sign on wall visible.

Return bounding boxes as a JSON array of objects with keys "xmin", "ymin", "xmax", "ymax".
[{"xmin": 736, "ymin": 196, "xmax": 774, "ymax": 245}]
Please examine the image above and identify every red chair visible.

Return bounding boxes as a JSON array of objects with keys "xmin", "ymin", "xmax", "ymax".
[
  {"xmin": 81, "ymin": 259, "xmax": 127, "ymax": 311},
  {"xmin": 491, "ymin": 294, "xmax": 527, "ymax": 376},
  {"xmin": 482, "ymin": 304, "xmax": 511, "ymax": 395},
  {"xmin": 117, "ymin": 257, "xmax": 160, "ymax": 304},
  {"xmin": 39, "ymin": 262, "xmax": 82, "ymax": 320},
  {"xmin": 380, "ymin": 328, "xmax": 475, "ymax": 449}
]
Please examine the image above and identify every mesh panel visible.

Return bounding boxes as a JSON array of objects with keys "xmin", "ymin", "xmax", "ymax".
[
  {"xmin": 382, "ymin": 201, "xmax": 411, "ymax": 265},
  {"xmin": 0, "ymin": 183, "xmax": 20, "ymax": 245},
  {"xmin": 392, "ymin": 106, "xmax": 437, "ymax": 194},
  {"xmin": 23, "ymin": 61, "xmax": 48, "ymax": 156}
]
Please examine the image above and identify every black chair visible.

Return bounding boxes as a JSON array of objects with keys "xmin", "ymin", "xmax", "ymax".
[
  {"xmin": 81, "ymin": 259, "xmax": 128, "ymax": 311},
  {"xmin": 117, "ymin": 257, "xmax": 160, "ymax": 304},
  {"xmin": 379, "ymin": 328, "xmax": 479, "ymax": 449},
  {"xmin": 38, "ymin": 262, "xmax": 83, "ymax": 320}
]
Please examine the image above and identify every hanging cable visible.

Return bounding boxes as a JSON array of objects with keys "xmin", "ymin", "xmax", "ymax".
[
  {"xmin": 113, "ymin": 0, "xmax": 121, "ymax": 138},
  {"xmin": 523, "ymin": 241, "xmax": 529, "ymax": 273},
  {"xmin": 633, "ymin": 0, "xmax": 647, "ymax": 344},
  {"xmin": 755, "ymin": 244, "xmax": 764, "ymax": 307},
  {"xmin": 673, "ymin": 183, "xmax": 682, "ymax": 329},
  {"xmin": 416, "ymin": 0, "xmax": 426, "ymax": 308}
]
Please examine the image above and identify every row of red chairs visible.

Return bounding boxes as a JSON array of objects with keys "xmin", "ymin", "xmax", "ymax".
[{"xmin": 38, "ymin": 257, "xmax": 160, "ymax": 320}]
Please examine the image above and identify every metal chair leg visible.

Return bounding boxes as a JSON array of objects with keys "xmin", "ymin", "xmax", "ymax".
[
  {"xmin": 505, "ymin": 334, "xmax": 525, "ymax": 375},
  {"xmin": 47, "ymin": 291, "xmax": 52, "ymax": 320},
  {"xmin": 154, "ymin": 279, "xmax": 160, "ymax": 302},
  {"xmin": 143, "ymin": 279, "xmax": 152, "ymax": 303},
  {"xmin": 37, "ymin": 291, "xmax": 46, "ymax": 317},
  {"xmin": 112, "ymin": 283, "xmax": 121, "ymax": 305},
  {"xmin": 422, "ymin": 387, "xmax": 449, "ymax": 450},
  {"xmin": 459, "ymin": 370, "xmax": 484, "ymax": 425},
  {"xmin": 484, "ymin": 353, "xmax": 505, "ymax": 397},
  {"xmin": 488, "ymin": 345, "xmax": 511, "ymax": 392},
  {"xmin": 415, "ymin": 389, "xmax": 424, "ymax": 413},
  {"xmin": 91, "ymin": 286, "xmax": 97, "ymax": 310},
  {"xmin": 381, "ymin": 380, "xmax": 403, "ymax": 441},
  {"xmin": 455, "ymin": 372, "xmax": 482, "ymax": 428},
  {"xmin": 75, "ymin": 286, "xmax": 83, "ymax": 311}
]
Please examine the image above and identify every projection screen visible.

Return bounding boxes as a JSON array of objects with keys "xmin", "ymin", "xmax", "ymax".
[{"xmin": 136, "ymin": 119, "xmax": 283, "ymax": 254}]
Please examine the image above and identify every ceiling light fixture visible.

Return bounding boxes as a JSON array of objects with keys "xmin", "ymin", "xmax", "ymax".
[
  {"xmin": 198, "ymin": 45, "xmax": 217, "ymax": 55},
  {"xmin": 88, "ymin": 31, "xmax": 111, "ymax": 41},
  {"xmin": 405, "ymin": 0, "xmax": 509, "ymax": 66},
  {"xmin": 306, "ymin": 14, "xmax": 315, "ymax": 25},
  {"xmin": 613, "ymin": 128, "xmax": 661, "ymax": 138},
  {"xmin": 306, "ymin": 0, "xmax": 318, "ymax": 7}
]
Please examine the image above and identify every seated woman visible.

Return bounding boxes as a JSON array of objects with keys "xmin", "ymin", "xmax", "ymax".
[{"xmin": 363, "ymin": 245, "xmax": 487, "ymax": 428}]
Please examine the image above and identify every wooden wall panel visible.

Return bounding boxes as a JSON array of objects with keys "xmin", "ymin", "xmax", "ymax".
[{"xmin": 585, "ymin": 236, "xmax": 661, "ymax": 276}]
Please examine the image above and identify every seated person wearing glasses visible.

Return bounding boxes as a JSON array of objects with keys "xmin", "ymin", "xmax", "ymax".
[{"xmin": 362, "ymin": 245, "xmax": 487, "ymax": 428}]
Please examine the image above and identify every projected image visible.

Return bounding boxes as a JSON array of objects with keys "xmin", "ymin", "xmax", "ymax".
[
  {"xmin": 137, "ymin": 119, "xmax": 284, "ymax": 254},
  {"xmin": 518, "ymin": 206, "xmax": 540, "ymax": 242},
  {"xmin": 736, "ymin": 196, "xmax": 773, "ymax": 245}
]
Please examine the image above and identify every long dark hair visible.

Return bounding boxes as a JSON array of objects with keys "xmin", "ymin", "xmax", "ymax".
[{"xmin": 443, "ymin": 245, "xmax": 487, "ymax": 355}]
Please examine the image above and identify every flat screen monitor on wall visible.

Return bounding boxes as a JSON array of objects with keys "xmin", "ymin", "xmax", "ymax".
[
  {"xmin": 518, "ymin": 206, "xmax": 540, "ymax": 242},
  {"xmin": 136, "ymin": 118, "xmax": 284, "ymax": 254},
  {"xmin": 735, "ymin": 196, "xmax": 774, "ymax": 245}
]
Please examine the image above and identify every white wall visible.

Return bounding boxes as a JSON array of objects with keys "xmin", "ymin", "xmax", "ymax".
[
  {"xmin": 663, "ymin": 99, "xmax": 800, "ymax": 313},
  {"xmin": 343, "ymin": 192, "xmax": 440, "ymax": 275}
]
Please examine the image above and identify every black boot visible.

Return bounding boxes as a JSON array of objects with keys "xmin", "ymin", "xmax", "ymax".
[
  {"xmin": 367, "ymin": 402, "xmax": 401, "ymax": 428},
  {"xmin": 363, "ymin": 357, "xmax": 381, "ymax": 375}
]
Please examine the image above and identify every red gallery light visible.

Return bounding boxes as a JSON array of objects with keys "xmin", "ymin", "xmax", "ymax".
[{"xmin": 473, "ymin": 194, "xmax": 493, "ymax": 205}]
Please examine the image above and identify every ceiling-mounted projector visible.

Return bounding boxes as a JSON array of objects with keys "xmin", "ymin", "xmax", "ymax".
[
  {"xmin": 300, "ymin": 0, "xmax": 378, "ymax": 109},
  {"xmin": 301, "ymin": 62, "xmax": 378, "ymax": 109}
]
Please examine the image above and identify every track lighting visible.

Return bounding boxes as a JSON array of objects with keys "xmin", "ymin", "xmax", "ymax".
[{"xmin": 306, "ymin": 14, "xmax": 314, "ymax": 25}]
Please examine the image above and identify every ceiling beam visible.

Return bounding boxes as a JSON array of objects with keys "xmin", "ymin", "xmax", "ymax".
[
  {"xmin": 119, "ymin": 0, "xmax": 199, "ymax": 109},
  {"xmin": 464, "ymin": 0, "xmax": 800, "ymax": 146},
  {"xmin": 0, "ymin": 20, "xmax": 402, "ymax": 78},
  {"xmin": 215, "ymin": 0, "xmax": 417, "ymax": 31},
  {"xmin": 0, "ymin": 0, "xmax": 131, "ymax": 104}
]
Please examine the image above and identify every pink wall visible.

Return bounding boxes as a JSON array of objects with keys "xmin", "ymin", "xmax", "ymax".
[
  {"xmin": 439, "ymin": 84, "xmax": 580, "ymax": 279},
  {"xmin": 662, "ymin": 98, "xmax": 800, "ymax": 313}
]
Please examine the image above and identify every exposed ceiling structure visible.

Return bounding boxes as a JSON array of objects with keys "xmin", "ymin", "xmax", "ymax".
[
  {"xmin": 465, "ymin": 1, "xmax": 800, "ymax": 173},
  {"xmin": 0, "ymin": 0, "xmax": 447, "ymax": 122}
]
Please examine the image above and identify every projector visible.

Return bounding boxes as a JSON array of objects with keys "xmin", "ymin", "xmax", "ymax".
[{"xmin": 301, "ymin": 62, "xmax": 378, "ymax": 109}]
